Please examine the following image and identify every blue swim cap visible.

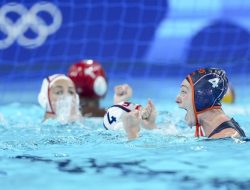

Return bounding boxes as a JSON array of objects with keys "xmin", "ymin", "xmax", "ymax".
[
  {"xmin": 186, "ymin": 68, "xmax": 229, "ymax": 137},
  {"xmin": 186, "ymin": 68, "xmax": 228, "ymax": 112}
]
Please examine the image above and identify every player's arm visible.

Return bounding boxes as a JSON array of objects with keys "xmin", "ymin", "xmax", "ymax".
[{"xmin": 122, "ymin": 110, "xmax": 141, "ymax": 140}]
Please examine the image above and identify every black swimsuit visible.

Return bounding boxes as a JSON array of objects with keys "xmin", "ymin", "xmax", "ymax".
[{"xmin": 208, "ymin": 118, "xmax": 246, "ymax": 138}]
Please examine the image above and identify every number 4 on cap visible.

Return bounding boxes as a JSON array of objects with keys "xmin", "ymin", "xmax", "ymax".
[{"xmin": 208, "ymin": 78, "xmax": 219, "ymax": 88}]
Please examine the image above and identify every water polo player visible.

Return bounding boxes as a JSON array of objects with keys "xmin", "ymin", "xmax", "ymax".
[
  {"xmin": 68, "ymin": 60, "xmax": 108, "ymax": 117},
  {"xmin": 38, "ymin": 74, "xmax": 81, "ymax": 123},
  {"xmin": 176, "ymin": 68, "xmax": 245, "ymax": 138}
]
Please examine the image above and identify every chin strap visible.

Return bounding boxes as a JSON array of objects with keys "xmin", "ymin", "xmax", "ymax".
[
  {"xmin": 194, "ymin": 106, "xmax": 222, "ymax": 137},
  {"xmin": 195, "ymin": 124, "xmax": 204, "ymax": 137},
  {"xmin": 194, "ymin": 109, "xmax": 204, "ymax": 137},
  {"xmin": 187, "ymin": 75, "xmax": 204, "ymax": 138},
  {"xmin": 46, "ymin": 111, "xmax": 55, "ymax": 115}
]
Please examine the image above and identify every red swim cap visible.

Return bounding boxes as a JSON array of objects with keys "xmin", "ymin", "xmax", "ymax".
[{"xmin": 68, "ymin": 60, "xmax": 108, "ymax": 99}]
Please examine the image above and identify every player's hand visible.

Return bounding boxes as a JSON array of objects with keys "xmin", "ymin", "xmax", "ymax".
[
  {"xmin": 122, "ymin": 110, "xmax": 141, "ymax": 140},
  {"xmin": 113, "ymin": 84, "xmax": 133, "ymax": 104},
  {"xmin": 141, "ymin": 99, "xmax": 157, "ymax": 129}
]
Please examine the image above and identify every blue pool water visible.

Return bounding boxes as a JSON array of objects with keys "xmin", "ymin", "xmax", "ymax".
[{"xmin": 0, "ymin": 78, "xmax": 250, "ymax": 190}]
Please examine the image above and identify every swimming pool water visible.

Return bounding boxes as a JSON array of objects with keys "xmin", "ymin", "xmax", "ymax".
[{"xmin": 0, "ymin": 78, "xmax": 250, "ymax": 190}]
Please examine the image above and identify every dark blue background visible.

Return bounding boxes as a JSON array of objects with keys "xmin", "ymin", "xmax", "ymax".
[
  {"xmin": 1, "ymin": 0, "xmax": 250, "ymax": 80},
  {"xmin": 0, "ymin": 0, "xmax": 167, "ymax": 79}
]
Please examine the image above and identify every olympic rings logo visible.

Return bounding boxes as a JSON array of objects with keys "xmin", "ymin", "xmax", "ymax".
[{"xmin": 0, "ymin": 2, "xmax": 62, "ymax": 49}]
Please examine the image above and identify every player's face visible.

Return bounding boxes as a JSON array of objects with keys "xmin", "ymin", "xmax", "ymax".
[
  {"xmin": 49, "ymin": 79, "xmax": 78, "ymax": 116},
  {"xmin": 176, "ymin": 79, "xmax": 196, "ymax": 127}
]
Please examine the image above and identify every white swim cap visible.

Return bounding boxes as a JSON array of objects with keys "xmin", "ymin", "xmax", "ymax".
[
  {"xmin": 103, "ymin": 102, "xmax": 141, "ymax": 130},
  {"xmin": 38, "ymin": 74, "xmax": 78, "ymax": 113}
]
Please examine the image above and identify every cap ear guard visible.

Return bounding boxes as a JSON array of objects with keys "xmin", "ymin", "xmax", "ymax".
[
  {"xmin": 103, "ymin": 106, "xmax": 125, "ymax": 130},
  {"xmin": 76, "ymin": 94, "xmax": 80, "ymax": 109},
  {"xmin": 93, "ymin": 76, "xmax": 108, "ymax": 96},
  {"xmin": 38, "ymin": 78, "xmax": 49, "ymax": 110}
]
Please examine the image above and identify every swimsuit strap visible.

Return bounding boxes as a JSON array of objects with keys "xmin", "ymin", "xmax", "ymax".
[{"xmin": 208, "ymin": 118, "xmax": 246, "ymax": 138}]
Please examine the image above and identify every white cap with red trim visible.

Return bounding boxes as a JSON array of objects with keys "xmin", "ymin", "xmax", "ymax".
[{"xmin": 38, "ymin": 74, "xmax": 73, "ymax": 113}]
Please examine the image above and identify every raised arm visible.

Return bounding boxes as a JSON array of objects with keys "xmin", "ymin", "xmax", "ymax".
[{"xmin": 122, "ymin": 110, "xmax": 141, "ymax": 140}]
